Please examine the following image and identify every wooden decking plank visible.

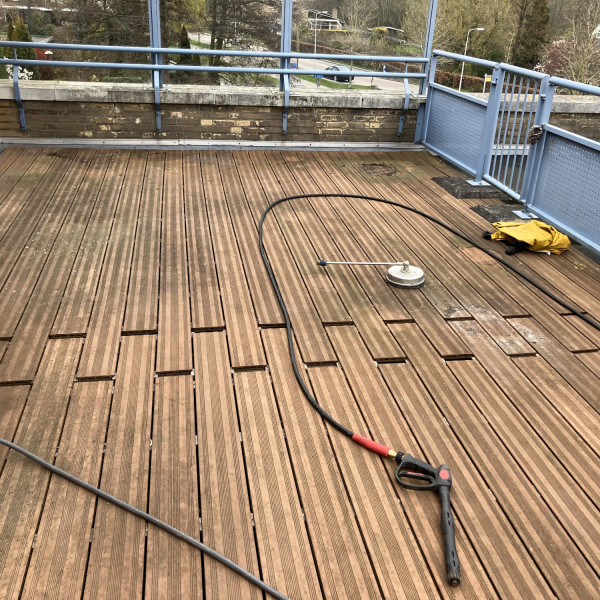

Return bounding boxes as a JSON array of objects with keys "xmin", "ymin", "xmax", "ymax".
[
  {"xmin": 216, "ymin": 152, "xmax": 283, "ymax": 326},
  {"xmin": 0, "ymin": 149, "xmax": 76, "ymax": 290},
  {"xmin": 248, "ymin": 151, "xmax": 351, "ymax": 325},
  {"xmin": 0, "ymin": 338, "xmax": 82, "ymax": 599},
  {"xmin": 512, "ymin": 355, "xmax": 600, "ymax": 457},
  {"xmin": 78, "ymin": 152, "xmax": 147, "ymax": 379},
  {"xmin": 450, "ymin": 319, "xmax": 600, "ymax": 509},
  {"xmin": 0, "ymin": 385, "xmax": 29, "ymax": 473},
  {"xmin": 448, "ymin": 359, "xmax": 600, "ymax": 565},
  {"xmin": 0, "ymin": 147, "xmax": 24, "ymax": 178},
  {"xmin": 287, "ymin": 153, "xmax": 411, "ymax": 323},
  {"xmin": 21, "ymin": 380, "xmax": 112, "ymax": 600},
  {"xmin": 328, "ymin": 324, "xmax": 534, "ymax": 598},
  {"xmin": 0, "ymin": 341, "xmax": 7, "ymax": 361},
  {"xmin": 508, "ymin": 317, "xmax": 600, "ymax": 412},
  {"xmin": 308, "ymin": 354, "xmax": 485, "ymax": 600},
  {"xmin": 0, "ymin": 150, "xmax": 95, "ymax": 335},
  {"xmin": 271, "ymin": 152, "xmax": 403, "ymax": 362},
  {"xmin": 0, "ymin": 148, "xmax": 44, "ymax": 216},
  {"xmin": 123, "ymin": 151, "xmax": 165, "ymax": 333},
  {"xmin": 384, "ymin": 153, "xmax": 583, "ymax": 316},
  {"xmin": 234, "ymin": 369, "xmax": 321, "ymax": 598},
  {"xmin": 146, "ymin": 375, "xmax": 202, "ymax": 599},
  {"xmin": 577, "ymin": 351, "xmax": 600, "ymax": 378},
  {"xmin": 380, "ymin": 361, "xmax": 549, "ymax": 599},
  {"xmin": 0, "ymin": 155, "xmax": 116, "ymax": 383},
  {"xmin": 563, "ymin": 313, "xmax": 600, "ymax": 347},
  {"xmin": 307, "ymin": 151, "xmax": 470, "ymax": 320},
  {"xmin": 182, "ymin": 152, "xmax": 224, "ymax": 331},
  {"xmin": 339, "ymin": 151, "xmax": 528, "ymax": 319},
  {"xmin": 235, "ymin": 152, "xmax": 338, "ymax": 364},
  {"xmin": 83, "ymin": 335, "xmax": 154, "ymax": 600},
  {"xmin": 201, "ymin": 151, "xmax": 265, "ymax": 369},
  {"xmin": 0, "ymin": 149, "xmax": 73, "ymax": 243},
  {"xmin": 262, "ymin": 328, "xmax": 382, "ymax": 599},
  {"xmin": 51, "ymin": 151, "xmax": 130, "ymax": 336},
  {"xmin": 389, "ymin": 322, "xmax": 598, "ymax": 597},
  {"xmin": 156, "ymin": 152, "xmax": 193, "ymax": 373},
  {"xmin": 293, "ymin": 154, "xmax": 470, "ymax": 357},
  {"xmin": 192, "ymin": 332, "xmax": 260, "ymax": 599}
]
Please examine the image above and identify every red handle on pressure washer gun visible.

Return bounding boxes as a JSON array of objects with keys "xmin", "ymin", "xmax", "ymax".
[{"xmin": 395, "ymin": 454, "xmax": 461, "ymax": 586}]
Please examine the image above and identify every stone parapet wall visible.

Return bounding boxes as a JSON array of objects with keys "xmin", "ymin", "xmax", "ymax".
[{"xmin": 0, "ymin": 82, "xmax": 421, "ymax": 143}]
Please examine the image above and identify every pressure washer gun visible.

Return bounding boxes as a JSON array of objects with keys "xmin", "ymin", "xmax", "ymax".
[{"xmin": 395, "ymin": 453, "xmax": 461, "ymax": 586}]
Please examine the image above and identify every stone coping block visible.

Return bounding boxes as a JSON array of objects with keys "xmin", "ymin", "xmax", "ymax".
[{"xmin": 0, "ymin": 80, "xmax": 423, "ymax": 109}]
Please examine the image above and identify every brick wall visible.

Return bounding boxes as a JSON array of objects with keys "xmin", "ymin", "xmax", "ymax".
[{"xmin": 0, "ymin": 82, "xmax": 418, "ymax": 143}]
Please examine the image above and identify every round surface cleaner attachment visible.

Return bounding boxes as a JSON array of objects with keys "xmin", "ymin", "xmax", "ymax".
[{"xmin": 386, "ymin": 262, "xmax": 425, "ymax": 289}]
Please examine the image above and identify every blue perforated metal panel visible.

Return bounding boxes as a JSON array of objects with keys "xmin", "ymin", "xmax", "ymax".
[
  {"xmin": 424, "ymin": 87, "xmax": 486, "ymax": 174},
  {"xmin": 530, "ymin": 132, "xmax": 600, "ymax": 252}
]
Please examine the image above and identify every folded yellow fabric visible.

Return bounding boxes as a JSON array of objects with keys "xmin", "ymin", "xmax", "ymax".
[{"xmin": 490, "ymin": 220, "xmax": 571, "ymax": 254}]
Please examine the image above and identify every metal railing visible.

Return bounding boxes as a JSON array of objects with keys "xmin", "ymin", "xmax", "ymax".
[
  {"xmin": 422, "ymin": 49, "xmax": 600, "ymax": 254},
  {"xmin": 0, "ymin": 40, "xmax": 427, "ymax": 134}
]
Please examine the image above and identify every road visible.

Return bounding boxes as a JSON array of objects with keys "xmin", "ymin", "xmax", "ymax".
[{"xmin": 191, "ymin": 33, "xmax": 420, "ymax": 94}]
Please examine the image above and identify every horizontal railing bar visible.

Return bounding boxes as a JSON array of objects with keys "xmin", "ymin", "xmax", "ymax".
[
  {"xmin": 549, "ymin": 77, "xmax": 600, "ymax": 97},
  {"xmin": 433, "ymin": 50, "xmax": 498, "ymax": 69},
  {"xmin": 0, "ymin": 58, "xmax": 425, "ymax": 78},
  {"xmin": 0, "ymin": 41, "xmax": 427, "ymax": 63},
  {"xmin": 497, "ymin": 63, "xmax": 546, "ymax": 81}
]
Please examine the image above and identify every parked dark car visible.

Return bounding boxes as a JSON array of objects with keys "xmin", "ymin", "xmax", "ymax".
[{"xmin": 323, "ymin": 65, "xmax": 354, "ymax": 83}]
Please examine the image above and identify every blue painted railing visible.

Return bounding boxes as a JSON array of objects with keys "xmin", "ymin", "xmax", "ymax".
[
  {"xmin": 422, "ymin": 49, "xmax": 600, "ymax": 254},
  {"xmin": 0, "ymin": 40, "xmax": 426, "ymax": 134}
]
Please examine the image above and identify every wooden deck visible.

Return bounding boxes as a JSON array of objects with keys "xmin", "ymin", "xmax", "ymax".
[{"xmin": 0, "ymin": 146, "xmax": 599, "ymax": 599}]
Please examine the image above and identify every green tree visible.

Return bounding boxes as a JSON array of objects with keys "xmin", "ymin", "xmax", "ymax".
[{"xmin": 509, "ymin": 0, "xmax": 550, "ymax": 67}]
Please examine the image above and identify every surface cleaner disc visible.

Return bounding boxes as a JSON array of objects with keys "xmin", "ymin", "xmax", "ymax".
[{"xmin": 386, "ymin": 263, "xmax": 425, "ymax": 289}]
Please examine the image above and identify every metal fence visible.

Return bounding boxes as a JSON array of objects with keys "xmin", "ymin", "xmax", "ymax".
[
  {"xmin": 422, "ymin": 50, "xmax": 600, "ymax": 254},
  {"xmin": 0, "ymin": 40, "xmax": 427, "ymax": 135}
]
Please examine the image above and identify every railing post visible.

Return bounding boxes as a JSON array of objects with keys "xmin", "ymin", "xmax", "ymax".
[
  {"xmin": 469, "ymin": 64, "xmax": 504, "ymax": 185},
  {"xmin": 147, "ymin": 0, "xmax": 162, "ymax": 133},
  {"xmin": 416, "ymin": 54, "xmax": 437, "ymax": 143},
  {"xmin": 518, "ymin": 75, "xmax": 555, "ymax": 211},
  {"xmin": 419, "ymin": 0, "xmax": 438, "ymax": 96},
  {"xmin": 12, "ymin": 50, "xmax": 27, "ymax": 131},
  {"xmin": 280, "ymin": 0, "xmax": 293, "ymax": 134}
]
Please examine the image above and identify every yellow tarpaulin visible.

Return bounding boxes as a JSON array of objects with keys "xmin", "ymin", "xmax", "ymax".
[{"xmin": 490, "ymin": 220, "xmax": 571, "ymax": 254}]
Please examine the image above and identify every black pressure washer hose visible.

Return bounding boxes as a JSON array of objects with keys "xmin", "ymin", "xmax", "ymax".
[{"xmin": 2, "ymin": 192, "xmax": 600, "ymax": 597}]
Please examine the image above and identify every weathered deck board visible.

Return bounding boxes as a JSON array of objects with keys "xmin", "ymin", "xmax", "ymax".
[
  {"xmin": 51, "ymin": 150, "xmax": 129, "ymax": 336},
  {"xmin": 202, "ymin": 151, "xmax": 265, "ymax": 368},
  {"xmin": 390, "ymin": 322, "xmax": 599, "ymax": 598},
  {"xmin": 0, "ymin": 151, "xmax": 105, "ymax": 339},
  {"xmin": 123, "ymin": 151, "xmax": 165, "ymax": 333},
  {"xmin": 237, "ymin": 151, "xmax": 338, "ymax": 364},
  {"xmin": 0, "ymin": 147, "xmax": 599, "ymax": 599},
  {"xmin": 249, "ymin": 151, "xmax": 351, "ymax": 326},
  {"xmin": 234, "ymin": 369, "xmax": 321, "ymax": 598},
  {"xmin": 83, "ymin": 335, "xmax": 154, "ymax": 600},
  {"xmin": 324, "ymin": 325, "xmax": 495, "ymax": 599},
  {"xmin": 21, "ymin": 380, "xmax": 112, "ymax": 600},
  {"xmin": 156, "ymin": 152, "xmax": 193, "ymax": 374},
  {"xmin": 183, "ymin": 152, "xmax": 224, "ymax": 331},
  {"xmin": 192, "ymin": 332, "xmax": 260, "ymax": 599},
  {"xmin": 262, "ymin": 327, "xmax": 382, "ymax": 599},
  {"xmin": 0, "ymin": 338, "xmax": 81, "ymax": 599},
  {"xmin": 146, "ymin": 375, "xmax": 202, "ymax": 599},
  {"xmin": 0, "ymin": 150, "xmax": 88, "ymax": 294},
  {"xmin": 0, "ymin": 385, "xmax": 29, "ymax": 471},
  {"xmin": 217, "ymin": 151, "xmax": 283, "ymax": 326},
  {"xmin": 78, "ymin": 152, "xmax": 147, "ymax": 378},
  {"xmin": 0, "ymin": 148, "xmax": 57, "ymax": 239}
]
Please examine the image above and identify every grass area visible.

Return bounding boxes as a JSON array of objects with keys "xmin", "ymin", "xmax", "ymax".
[{"xmin": 294, "ymin": 73, "xmax": 374, "ymax": 90}]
